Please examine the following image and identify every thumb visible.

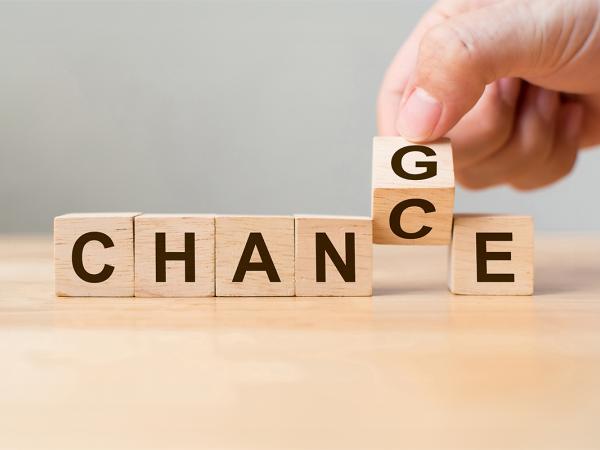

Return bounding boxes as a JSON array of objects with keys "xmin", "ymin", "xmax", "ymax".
[{"xmin": 396, "ymin": 0, "xmax": 555, "ymax": 142}]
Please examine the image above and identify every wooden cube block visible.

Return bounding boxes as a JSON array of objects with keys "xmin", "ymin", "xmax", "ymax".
[
  {"xmin": 216, "ymin": 216, "xmax": 294, "ymax": 297},
  {"xmin": 295, "ymin": 215, "xmax": 372, "ymax": 297},
  {"xmin": 54, "ymin": 213, "xmax": 139, "ymax": 297},
  {"xmin": 449, "ymin": 215, "xmax": 534, "ymax": 295},
  {"xmin": 372, "ymin": 136, "xmax": 455, "ymax": 245},
  {"xmin": 134, "ymin": 214, "xmax": 215, "ymax": 297}
]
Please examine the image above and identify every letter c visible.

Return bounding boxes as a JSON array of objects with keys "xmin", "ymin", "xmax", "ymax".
[
  {"xmin": 71, "ymin": 231, "xmax": 115, "ymax": 283},
  {"xmin": 389, "ymin": 199, "xmax": 436, "ymax": 239}
]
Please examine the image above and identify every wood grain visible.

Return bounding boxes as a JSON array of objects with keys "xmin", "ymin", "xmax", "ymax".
[
  {"xmin": 134, "ymin": 214, "xmax": 215, "ymax": 297},
  {"xmin": 54, "ymin": 213, "xmax": 139, "ymax": 297},
  {"xmin": 295, "ymin": 215, "xmax": 372, "ymax": 297},
  {"xmin": 3, "ymin": 234, "xmax": 600, "ymax": 450},
  {"xmin": 449, "ymin": 214, "xmax": 534, "ymax": 295},
  {"xmin": 372, "ymin": 136, "xmax": 455, "ymax": 245},
  {"xmin": 216, "ymin": 215, "xmax": 295, "ymax": 296}
]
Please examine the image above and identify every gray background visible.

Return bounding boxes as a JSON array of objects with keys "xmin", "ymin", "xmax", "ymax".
[{"xmin": 1, "ymin": 0, "xmax": 597, "ymax": 233}]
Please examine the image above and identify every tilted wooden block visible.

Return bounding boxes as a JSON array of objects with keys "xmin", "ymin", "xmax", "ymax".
[
  {"xmin": 372, "ymin": 136, "xmax": 455, "ymax": 245},
  {"xmin": 134, "ymin": 214, "xmax": 215, "ymax": 297},
  {"xmin": 215, "ymin": 216, "xmax": 295, "ymax": 297},
  {"xmin": 295, "ymin": 215, "xmax": 372, "ymax": 297},
  {"xmin": 54, "ymin": 213, "xmax": 139, "ymax": 297},
  {"xmin": 449, "ymin": 215, "xmax": 534, "ymax": 296}
]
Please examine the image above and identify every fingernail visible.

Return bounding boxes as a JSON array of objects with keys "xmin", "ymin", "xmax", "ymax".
[
  {"xmin": 565, "ymin": 104, "xmax": 584, "ymax": 140},
  {"xmin": 497, "ymin": 78, "xmax": 520, "ymax": 107},
  {"xmin": 536, "ymin": 89, "xmax": 559, "ymax": 122},
  {"xmin": 396, "ymin": 87, "xmax": 442, "ymax": 141}
]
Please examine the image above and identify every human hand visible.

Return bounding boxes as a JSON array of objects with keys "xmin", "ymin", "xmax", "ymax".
[{"xmin": 377, "ymin": 0, "xmax": 600, "ymax": 190}]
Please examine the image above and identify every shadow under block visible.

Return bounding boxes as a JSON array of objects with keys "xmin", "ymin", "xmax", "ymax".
[
  {"xmin": 372, "ymin": 136, "xmax": 455, "ymax": 245},
  {"xmin": 134, "ymin": 214, "xmax": 215, "ymax": 297},
  {"xmin": 216, "ymin": 216, "xmax": 295, "ymax": 297},
  {"xmin": 54, "ymin": 213, "xmax": 139, "ymax": 297},
  {"xmin": 295, "ymin": 216, "xmax": 373, "ymax": 297},
  {"xmin": 449, "ymin": 215, "xmax": 534, "ymax": 296}
]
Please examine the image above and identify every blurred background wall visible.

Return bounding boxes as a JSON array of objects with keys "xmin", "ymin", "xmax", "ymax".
[{"xmin": 1, "ymin": 0, "xmax": 598, "ymax": 233}]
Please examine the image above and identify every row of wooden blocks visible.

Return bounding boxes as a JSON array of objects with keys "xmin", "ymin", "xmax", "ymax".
[{"xmin": 54, "ymin": 137, "xmax": 534, "ymax": 297}]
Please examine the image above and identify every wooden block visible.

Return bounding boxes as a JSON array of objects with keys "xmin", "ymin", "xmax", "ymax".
[
  {"xmin": 134, "ymin": 214, "xmax": 215, "ymax": 297},
  {"xmin": 216, "ymin": 216, "xmax": 294, "ymax": 297},
  {"xmin": 295, "ymin": 215, "xmax": 372, "ymax": 297},
  {"xmin": 372, "ymin": 136, "xmax": 455, "ymax": 245},
  {"xmin": 449, "ymin": 215, "xmax": 534, "ymax": 295},
  {"xmin": 54, "ymin": 213, "xmax": 139, "ymax": 297}
]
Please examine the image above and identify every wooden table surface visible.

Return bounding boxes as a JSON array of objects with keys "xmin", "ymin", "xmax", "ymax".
[{"xmin": 1, "ymin": 234, "xmax": 599, "ymax": 450}]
